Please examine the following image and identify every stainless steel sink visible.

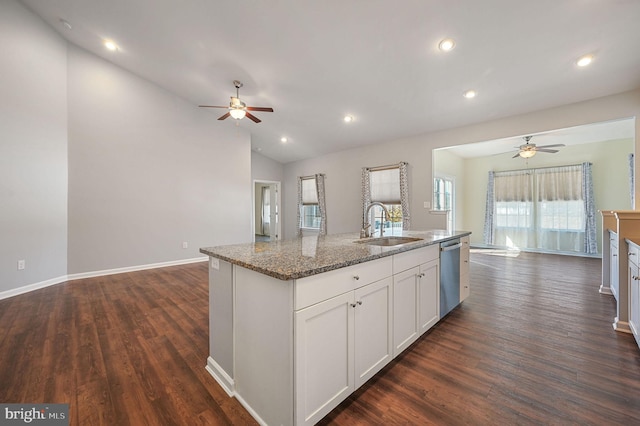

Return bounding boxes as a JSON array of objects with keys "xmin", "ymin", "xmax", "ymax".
[{"xmin": 354, "ymin": 236, "xmax": 423, "ymax": 246}]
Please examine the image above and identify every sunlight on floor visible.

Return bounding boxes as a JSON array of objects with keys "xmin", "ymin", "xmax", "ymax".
[{"xmin": 470, "ymin": 248, "xmax": 521, "ymax": 258}]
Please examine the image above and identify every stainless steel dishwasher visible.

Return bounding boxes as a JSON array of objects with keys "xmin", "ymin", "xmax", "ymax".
[{"xmin": 440, "ymin": 238, "xmax": 461, "ymax": 318}]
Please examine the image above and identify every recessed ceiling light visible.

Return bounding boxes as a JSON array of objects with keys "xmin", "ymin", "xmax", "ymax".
[
  {"xmin": 280, "ymin": 137, "xmax": 288, "ymax": 143},
  {"xmin": 576, "ymin": 54, "xmax": 593, "ymax": 67},
  {"xmin": 104, "ymin": 40, "xmax": 118, "ymax": 51},
  {"xmin": 463, "ymin": 90, "xmax": 477, "ymax": 99},
  {"xmin": 438, "ymin": 38, "xmax": 455, "ymax": 52},
  {"xmin": 343, "ymin": 115, "xmax": 354, "ymax": 123}
]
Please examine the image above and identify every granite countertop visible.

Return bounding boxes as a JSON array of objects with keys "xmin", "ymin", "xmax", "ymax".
[{"xmin": 200, "ymin": 230, "xmax": 471, "ymax": 281}]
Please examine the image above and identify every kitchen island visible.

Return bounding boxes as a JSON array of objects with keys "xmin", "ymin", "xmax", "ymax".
[{"xmin": 200, "ymin": 230, "xmax": 471, "ymax": 426}]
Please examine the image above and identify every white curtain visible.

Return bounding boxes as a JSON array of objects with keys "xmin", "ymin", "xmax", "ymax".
[{"xmin": 484, "ymin": 164, "xmax": 595, "ymax": 254}]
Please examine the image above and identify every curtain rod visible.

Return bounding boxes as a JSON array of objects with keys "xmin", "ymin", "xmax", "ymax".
[
  {"xmin": 365, "ymin": 161, "xmax": 408, "ymax": 172},
  {"xmin": 299, "ymin": 173, "xmax": 325, "ymax": 180},
  {"xmin": 495, "ymin": 162, "xmax": 591, "ymax": 174}
]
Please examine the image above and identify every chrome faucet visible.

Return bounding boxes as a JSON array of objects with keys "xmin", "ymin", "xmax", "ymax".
[{"xmin": 363, "ymin": 202, "xmax": 391, "ymax": 238}]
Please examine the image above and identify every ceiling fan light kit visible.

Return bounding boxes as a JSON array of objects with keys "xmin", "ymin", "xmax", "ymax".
[
  {"xmin": 199, "ymin": 80, "xmax": 274, "ymax": 123},
  {"xmin": 512, "ymin": 135, "xmax": 565, "ymax": 159}
]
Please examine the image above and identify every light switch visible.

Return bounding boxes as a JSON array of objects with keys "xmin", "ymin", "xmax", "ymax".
[{"xmin": 423, "ymin": 201, "xmax": 431, "ymax": 208}]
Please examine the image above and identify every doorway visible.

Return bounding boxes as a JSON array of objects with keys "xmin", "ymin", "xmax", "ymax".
[{"xmin": 253, "ymin": 180, "xmax": 281, "ymax": 242}]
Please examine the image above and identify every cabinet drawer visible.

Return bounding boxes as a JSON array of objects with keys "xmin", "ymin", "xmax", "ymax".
[
  {"xmin": 393, "ymin": 244, "xmax": 439, "ymax": 274},
  {"xmin": 294, "ymin": 257, "xmax": 393, "ymax": 310}
]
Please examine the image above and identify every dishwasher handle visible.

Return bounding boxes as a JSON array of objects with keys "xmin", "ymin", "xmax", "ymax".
[{"xmin": 441, "ymin": 242, "xmax": 462, "ymax": 252}]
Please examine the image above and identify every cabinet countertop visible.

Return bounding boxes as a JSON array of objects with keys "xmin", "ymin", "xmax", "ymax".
[{"xmin": 200, "ymin": 230, "xmax": 471, "ymax": 281}]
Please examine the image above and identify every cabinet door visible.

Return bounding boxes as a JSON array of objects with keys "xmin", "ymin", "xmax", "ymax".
[
  {"xmin": 393, "ymin": 267, "xmax": 419, "ymax": 356},
  {"xmin": 295, "ymin": 292, "xmax": 354, "ymax": 426},
  {"xmin": 630, "ymin": 260, "xmax": 640, "ymax": 340},
  {"xmin": 460, "ymin": 238, "xmax": 470, "ymax": 301},
  {"xmin": 611, "ymin": 239, "xmax": 619, "ymax": 300},
  {"xmin": 418, "ymin": 259, "xmax": 439, "ymax": 333},
  {"xmin": 354, "ymin": 277, "xmax": 393, "ymax": 389}
]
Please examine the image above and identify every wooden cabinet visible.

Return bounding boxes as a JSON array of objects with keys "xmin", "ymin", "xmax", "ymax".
[
  {"xmin": 460, "ymin": 236, "xmax": 470, "ymax": 301},
  {"xmin": 295, "ymin": 274, "xmax": 393, "ymax": 425},
  {"xmin": 611, "ymin": 231, "xmax": 619, "ymax": 301},
  {"xmin": 628, "ymin": 241, "xmax": 640, "ymax": 347},
  {"xmin": 392, "ymin": 245, "xmax": 440, "ymax": 356}
]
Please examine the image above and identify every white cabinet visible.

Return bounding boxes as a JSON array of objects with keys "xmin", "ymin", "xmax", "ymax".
[
  {"xmin": 418, "ymin": 258, "xmax": 440, "ymax": 333},
  {"xmin": 460, "ymin": 236, "xmax": 470, "ymax": 301},
  {"xmin": 295, "ymin": 275, "xmax": 393, "ymax": 426},
  {"xmin": 354, "ymin": 278, "xmax": 394, "ymax": 388},
  {"xmin": 628, "ymin": 241, "xmax": 640, "ymax": 347},
  {"xmin": 611, "ymin": 231, "xmax": 619, "ymax": 301},
  {"xmin": 393, "ymin": 266, "xmax": 420, "ymax": 355},
  {"xmin": 295, "ymin": 291, "xmax": 354, "ymax": 426},
  {"xmin": 392, "ymin": 245, "xmax": 440, "ymax": 356}
]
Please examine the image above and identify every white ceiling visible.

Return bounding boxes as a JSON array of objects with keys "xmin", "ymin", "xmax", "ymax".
[
  {"xmin": 20, "ymin": 0, "xmax": 640, "ymax": 164},
  {"xmin": 443, "ymin": 117, "xmax": 636, "ymax": 158}
]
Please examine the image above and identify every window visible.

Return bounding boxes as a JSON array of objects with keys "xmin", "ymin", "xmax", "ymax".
[
  {"xmin": 362, "ymin": 162, "xmax": 410, "ymax": 234},
  {"xmin": 301, "ymin": 204, "xmax": 322, "ymax": 229},
  {"xmin": 485, "ymin": 164, "xmax": 595, "ymax": 253},
  {"xmin": 297, "ymin": 174, "xmax": 327, "ymax": 234},
  {"xmin": 434, "ymin": 176, "xmax": 454, "ymax": 231}
]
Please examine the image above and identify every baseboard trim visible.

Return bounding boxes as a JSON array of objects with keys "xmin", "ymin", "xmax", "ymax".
[
  {"xmin": 205, "ymin": 356, "xmax": 235, "ymax": 397},
  {"xmin": 66, "ymin": 257, "xmax": 208, "ymax": 281},
  {"xmin": 613, "ymin": 317, "xmax": 633, "ymax": 334},
  {"xmin": 599, "ymin": 285, "xmax": 613, "ymax": 295},
  {"xmin": 0, "ymin": 257, "xmax": 208, "ymax": 301},
  {"xmin": 0, "ymin": 275, "xmax": 69, "ymax": 301}
]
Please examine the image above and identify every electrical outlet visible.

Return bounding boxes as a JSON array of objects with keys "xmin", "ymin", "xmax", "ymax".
[
  {"xmin": 182, "ymin": 242, "xmax": 188, "ymax": 249},
  {"xmin": 423, "ymin": 201, "xmax": 431, "ymax": 208},
  {"xmin": 17, "ymin": 260, "xmax": 25, "ymax": 270}
]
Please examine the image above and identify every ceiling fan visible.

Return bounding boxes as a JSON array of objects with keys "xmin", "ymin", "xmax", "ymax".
[
  {"xmin": 513, "ymin": 136, "xmax": 565, "ymax": 158},
  {"xmin": 199, "ymin": 80, "xmax": 274, "ymax": 123}
]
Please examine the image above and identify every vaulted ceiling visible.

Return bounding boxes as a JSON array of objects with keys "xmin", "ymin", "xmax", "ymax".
[{"xmin": 21, "ymin": 0, "xmax": 640, "ymax": 163}]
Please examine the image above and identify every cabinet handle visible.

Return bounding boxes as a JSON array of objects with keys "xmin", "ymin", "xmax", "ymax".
[
  {"xmin": 613, "ymin": 254, "xmax": 617, "ymax": 257},
  {"xmin": 353, "ymin": 275, "xmax": 360, "ymax": 280},
  {"xmin": 357, "ymin": 300, "xmax": 363, "ymax": 305},
  {"xmin": 350, "ymin": 303, "xmax": 357, "ymax": 308},
  {"xmin": 417, "ymin": 273, "xmax": 425, "ymax": 278},
  {"xmin": 631, "ymin": 253, "xmax": 637, "ymax": 256}
]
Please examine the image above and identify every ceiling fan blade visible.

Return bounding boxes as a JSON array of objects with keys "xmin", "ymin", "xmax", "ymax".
[
  {"xmin": 246, "ymin": 106, "xmax": 274, "ymax": 112},
  {"xmin": 512, "ymin": 152, "xmax": 521, "ymax": 158},
  {"xmin": 536, "ymin": 148, "xmax": 559, "ymax": 153},
  {"xmin": 245, "ymin": 112, "xmax": 262, "ymax": 123},
  {"xmin": 199, "ymin": 105, "xmax": 228, "ymax": 108},
  {"xmin": 217, "ymin": 112, "xmax": 231, "ymax": 121},
  {"xmin": 536, "ymin": 144, "xmax": 565, "ymax": 149}
]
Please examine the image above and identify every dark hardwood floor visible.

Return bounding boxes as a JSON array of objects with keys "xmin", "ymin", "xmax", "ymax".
[{"xmin": 1, "ymin": 250, "xmax": 640, "ymax": 425}]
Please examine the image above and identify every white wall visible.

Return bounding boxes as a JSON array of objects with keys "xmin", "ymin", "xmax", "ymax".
[
  {"xmin": 283, "ymin": 89, "xmax": 640, "ymax": 240},
  {"xmin": 252, "ymin": 151, "xmax": 283, "ymax": 183},
  {"xmin": 282, "ymin": 140, "xmax": 440, "ymax": 239},
  {"xmin": 67, "ymin": 45, "xmax": 252, "ymax": 274},
  {"xmin": 0, "ymin": 0, "xmax": 68, "ymax": 294},
  {"xmin": 1, "ymin": 0, "xmax": 253, "ymax": 296}
]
